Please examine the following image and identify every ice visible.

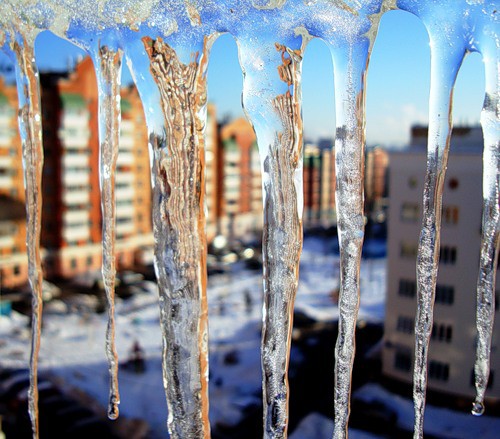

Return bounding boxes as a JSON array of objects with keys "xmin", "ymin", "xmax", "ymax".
[
  {"xmin": 396, "ymin": 1, "xmax": 499, "ymax": 435},
  {"xmin": 236, "ymin": 33, "xmax": 305, "ymax": 437},
  {"xmin": 1, "ymin": 28, "xmax": 44, "ymax": 439},
  {"xmin": 133, "ymin": 31, "xmax": 214, "ymax": 437},
  {"xmin": 94, "ymin": 43, "xmax": 124, "ymax": 420},
  {"xmin": 0, "ymin": 1, "xmax": 498, "ymax": 438},
  {"xmin": 472, "ymin": 3, "xmax": 499, "ymax": 419}
]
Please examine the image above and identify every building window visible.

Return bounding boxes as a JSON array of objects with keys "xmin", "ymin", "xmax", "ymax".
[
  {"xmin": 442, "ymin": 205, "xmax": 459, "ymax": 225},
  {"xmin": 71, "ymin": 259, "xmax": 77, "ymax": 269},
  {"xmin": 401, "ymin": 203, "xmax": 420, "ymax": 222},
  {"xmin": 13, "ymin": 265, "xmax": 20, "ymax": 275},
  {"xmin": 86, "ymin": 256, "xmax": 93, "ymax": 267},
  {"xmin": 398, "ymin": 279, "xmax": 416, "ymax": 298},
  {"xmin": 400, "ymin": 242, "xmax": 418, "ymax": 259},
  {"xmin": 396, "ymin": 316, "xmax": 414, "ymax": 334},
  {"xmin": 431, "ymin": 322, "xmax": 453, "ymax": 343},
  {"xmin": 448, "ymin": 177, "xmax": 459, "ymax": 190},
  {"xmin": 435, "ymin": 284, "xmax": 455, "ymax": 305},
  {"xmin": 394, "ymin": 350, "xmax": 412, "ymax": 372},
  {"xmin": 428, "ymin": 360, "xmax": 449, "ymax": 381},
  {"xmin": 439, "ymin": 246, "xmax": 457, "ymax": 265}
]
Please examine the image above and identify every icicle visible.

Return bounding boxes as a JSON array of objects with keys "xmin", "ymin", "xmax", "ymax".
[
  {"xmin": 473, "ymin": 26, "xmax": 500, "ymax": 417},
  {"xmin": 93, "ymin": 43, "xmax": 123, "ymax": 421},
  {"xmin": 10, "ymin": 31, "xmax": 44, "ymax": 439},
  {"xmin": 139, "ymin": 35, "xmax": 212, "ymax": 438},
  {"xmin": 237, "ymin": 33, "xmax": 306, "ymax": 438},
  {"xmin": 315, "ymin": 2, "xmax": 395, "ymax": 436},
  {"xmin": 326, "ymin": 40, "xmax": 368, "ymax": 439},
  {"xmin": 411, "ymin": 38, "xmax": 464, "ymax": 438}
]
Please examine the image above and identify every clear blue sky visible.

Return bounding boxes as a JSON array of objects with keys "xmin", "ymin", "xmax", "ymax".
[{"xmin": 1, "ymin": 10, "xmax": 485, "ymax": 148}]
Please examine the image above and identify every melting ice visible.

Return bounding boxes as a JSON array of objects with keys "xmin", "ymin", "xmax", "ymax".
[{"xmin": 0, "ymin": 1, "xmax": 498, "ymax": 438}]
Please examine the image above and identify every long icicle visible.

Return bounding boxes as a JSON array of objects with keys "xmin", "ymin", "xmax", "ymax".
[
  {"xmin": 473, "ymin": 39, "xmax": 500, "ymax": 416},
  {"xmin": 264, "ymin": 47, "xmax": 304, "ymax": 438},
  {"xmin": 235, "ymin": 26, "xmax": 307, "ymax": 435},
  {"xmin": 328, "ymin": 40, "xmax": 369, "ymax": 439},
  {"xmin": 11, "ymin": 31, "xmax": 44, "ymax": 439},
  {"xmin": 94, "ymin": 44, "xmax": 123, "ymax": 421},
  {"xmin": 143, "ymin": 36, "xmax": 211, "ymax": 438},
  {"xmin": 412, "ymin": 40, "xmax": 464, "ymax": 438}
]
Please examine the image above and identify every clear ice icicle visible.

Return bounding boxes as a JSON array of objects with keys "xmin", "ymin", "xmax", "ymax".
[
  {"xmin": 473, "ymin": 13, "xmax": 500, "ymax": 417},
  {"xmin": 11, "ymin": 31, "xmax": 44, "ymax": 439},
  {"xmin": 327, "ymin": 40, "xmax": 369, "ymax": 439},
  {"xmin": 396, "ymin": 0, "xmax": 497, "ymax": 433},
  {"xmin": 93, "ymin": 43, "xmax": 123, "ymax": 421},
  {"xmin": 237, "ymin": 33, "xmax": 306, "ymax": 438},
  {"xmin": 141, "ymin": 35, "xmax": 212, "ymax": 438},
  {"xmin": 316, "ymin": 2, "xmax": 393, "ymax": 436},
  {"xmin": 412, "ymin": 39, "xmax": 463, "ymax": 439}
]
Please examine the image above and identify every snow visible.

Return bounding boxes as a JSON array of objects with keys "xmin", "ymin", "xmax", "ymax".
[
  {"xmin": 355, "ymin": 384, "xmax": 500, "ymax": 439},
  {"xmin": 1, "ymin": 236, "xmax": 498, "ymax": 437},
  {"xmin": 289, "ymin": 412, "xmax": 380, "ymax": 439}
]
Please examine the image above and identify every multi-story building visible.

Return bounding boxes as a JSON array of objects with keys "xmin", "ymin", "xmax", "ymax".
[
  {"xmin": 383, "ymin": 125, "xmax": 500, "ymax": 400},
  {"xmin": 40, "ymin": 58, "xmax": 153, "ymax": 279},
  {"xmin": 205, "ymin": 103, "xmax": 218, "ymax": 240},
  {"xmin": 303, "ymin": 142, "xmax": 336, "ymax": 228},
  {"xmin": 0, "ymin": 78, "xmax": 28, "ymax": 288},
  {"xmin": 365, "ymin": 146, "xmax": 389, "ymax": 221},
  {"xmin": 219, "ymin": 118, "xmax": 262, "ymax": 240}
]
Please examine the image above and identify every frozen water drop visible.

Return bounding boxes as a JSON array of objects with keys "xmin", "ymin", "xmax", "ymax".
[
  {"xmin": 471, "ymin": 400, "xmax": 485, "ymax": 416},
  {"xmin": 107, "ymin": 397, "xmax": 120, "ymax": 420}
]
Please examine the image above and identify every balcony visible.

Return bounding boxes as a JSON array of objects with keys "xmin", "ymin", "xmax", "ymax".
[
  {"xmin": 60, "ymin": 134, "xmax": 89, "ymax": 149},
  {"xmin": 119, "ymin": 135, "xmax": 135, "ymax": 149},
  {"xmin": 63, "ymin": 171, "xmax": 89, "ymax": 186},
  {"xmin": 116, "ymin": 221, "xmax": 134, "ymax": 235},
  {"xmin": 0, "ymin": 135, "xmax": 13, "ymax": 147},
  {"xmin": 63, "ymin": 210, "xmax": 89, "ymax": 225},
  {"xmin": 116, "ymin": 204, "xmax": 135, "ymax": 217},
  {"xmin": 117, "ymin": 152, "xmax": 134, "ymax": 166},
  {"xmin": 62, "ymin": 113, "xmax": 89, "ymax": 127},
  {"xmin": 0, "ymin": 235, "xmax": 14, "ymax": 249},
  {"xmin": 0, "ymin": 175, "xmax": 13, "ymax": 189},
  {"xmin": 63, "ymin": 190, "xmax": 90, "ymax": 205},
  {"xmin": 63, "ymin": 153, "xmax": 89, "ymax": 167},
  {"xmin": 115, "ymin": 172, "xmax": 134, "ymax": 185},
  {"xmin": 115, "ymin": 187, "xmax": 134, "ymax": 201},
  {"xmin": 0, "ymin": 156, "xmax": 13, "ymax": 168},
  {"xmin": 63, "ymin": 225, "xmax": 90, "ymax": 241}
]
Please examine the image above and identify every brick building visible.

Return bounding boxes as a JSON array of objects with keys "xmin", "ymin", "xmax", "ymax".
[{"xmin": 0, "ymin": 78, "xmax": 28, "ymax": 288}]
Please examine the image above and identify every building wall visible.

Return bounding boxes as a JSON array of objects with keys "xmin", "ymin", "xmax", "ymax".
[
  {"xmin": 39, "ymin": 58, "xmax": 153, "ymax": 280},
  {"xmin": 205, "ymin": 104, "xmax": 218, "ymax": 240},
  {"xmin": 219, "ymin": 118, "xmax": 263, "ymax": 240},
  {"xmin": 0, "ymin": 78, "xmax": 28, "ymax": 288},
  {"xmin": 303, "ymin": 143, "xmax": 336, "ymax": 228},
  {"xmin": 383, "ymin": 148, "xmax": 500, "ymax": 399}
]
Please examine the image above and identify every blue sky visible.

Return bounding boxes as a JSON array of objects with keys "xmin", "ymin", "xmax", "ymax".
[{"xmin": 1, "ymin": 10, "xmax": 485, "ymax": 148}]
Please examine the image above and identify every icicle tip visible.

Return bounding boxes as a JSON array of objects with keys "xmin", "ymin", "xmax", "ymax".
[{"xmin": 471, "ymin": 400, "xmax": 485, "ymax": 417}]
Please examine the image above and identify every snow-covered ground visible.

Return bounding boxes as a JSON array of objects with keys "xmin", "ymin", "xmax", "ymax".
[{"xmin": 1, "ymin": 237, "xmax": 498, "ymax": 437}]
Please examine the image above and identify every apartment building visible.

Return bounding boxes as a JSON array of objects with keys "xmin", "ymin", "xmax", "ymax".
[
  {"xmin": 205, "ymin": 103, "xmax": 218, "ymax": 240},
  {"xmin": 383, "ymin": 125, "xmax": 500, "ymax": 400},
  {"xmin": 40, "ymin": 58, "xmax": 153, "ymax": 279},
  {"xmin": 303, "ymin": 142, "xmax": 336, "ymax": 227},
  {"xmin": 0, "ymin": 78, "xmax": 28, "ymax": 288},
  {"xmin": 365, "ymin": 146, "xmax": 389, "ymax": 220},
  {"xmin": 219, "ymin": 117, "xmax": 262, "ymax": 240}
]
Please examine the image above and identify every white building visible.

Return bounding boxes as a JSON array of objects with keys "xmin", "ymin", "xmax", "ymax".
[{"xmin": 383, "ymin": 126, "xmax": 500, "ymax": 400}]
